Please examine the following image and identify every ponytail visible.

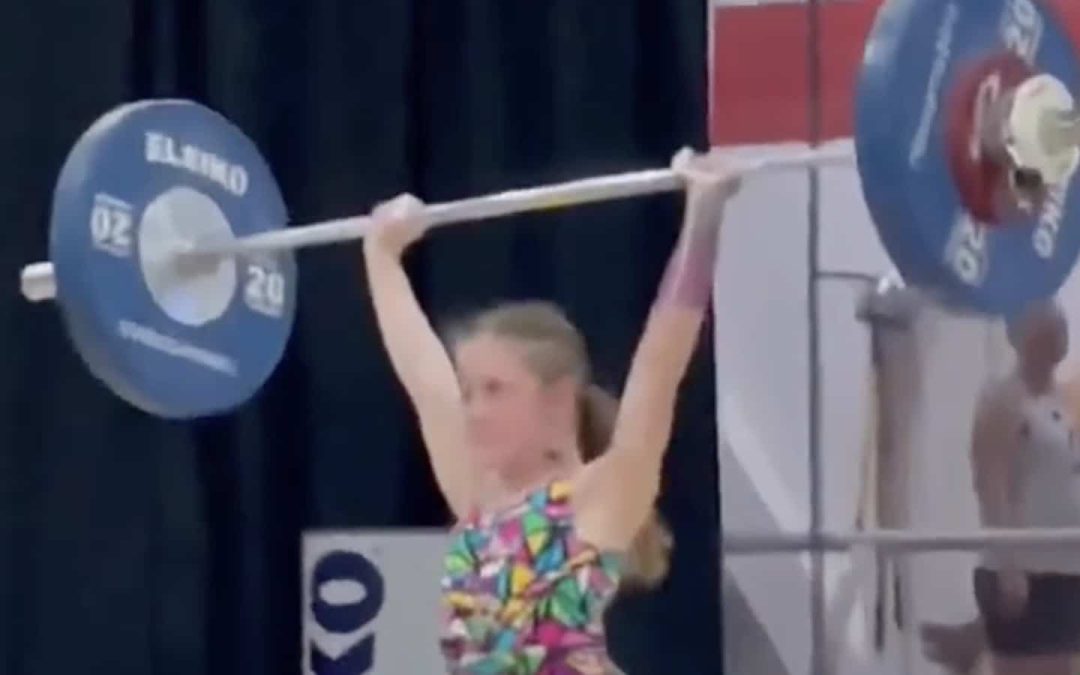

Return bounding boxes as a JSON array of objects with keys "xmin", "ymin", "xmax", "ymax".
[{"xmin": 577, "ymin": 384, "xmax": 673, "ymax": 589}]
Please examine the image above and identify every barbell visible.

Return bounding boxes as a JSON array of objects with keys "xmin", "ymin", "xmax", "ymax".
[{"xmin": 17, "ymin": 0, "xmax": 1080, "ymax": 418}]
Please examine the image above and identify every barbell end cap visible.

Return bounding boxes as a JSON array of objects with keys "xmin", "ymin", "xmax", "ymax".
[
  {"xmin": 1008, "ymin": 74, "xmax": 1080, "ymax": 186},
  {"xmin": 20, "ymin": 262, "xmax": 57, "ymax": 302}
]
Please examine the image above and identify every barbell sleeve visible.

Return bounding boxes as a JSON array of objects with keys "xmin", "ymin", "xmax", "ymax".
[
  {"xmin": 1042, "ymin": 109, "xmax": 1080, "ymax": 152},
  {"xmin": 21, "ymin": 263, "xmax": 56, "ymax": 303},
  {"xmin": 19, "ymin": 144, "xmax": 855, "ymax": 302}
]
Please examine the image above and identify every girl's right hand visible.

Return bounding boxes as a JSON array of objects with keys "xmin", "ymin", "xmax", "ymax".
[{"xmin": 365, "ymin": 193, "xmax": 430, "ymax": 258}]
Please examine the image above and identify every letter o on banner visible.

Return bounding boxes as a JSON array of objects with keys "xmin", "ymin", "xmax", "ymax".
[
  {"xmin": 308, "ymin": 550, "xmax": 386, "ymax": 675},
  {"xmin": 302, "ymin": 533, "xmax": 448, "ymax": 674}
]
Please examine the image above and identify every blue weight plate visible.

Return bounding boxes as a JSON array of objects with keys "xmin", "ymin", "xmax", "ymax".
[
  {"xmin": 50, "ymin": 99, "xmax": 296, "ymax": 418},
  {"xmin": 856, "ymin": 0, "xmax": 1080, "ymax": 315}
]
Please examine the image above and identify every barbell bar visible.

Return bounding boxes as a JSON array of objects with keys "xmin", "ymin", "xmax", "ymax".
[{"xmin": 19, "ymin": 144, "xmax": 856, "ymax": 304}]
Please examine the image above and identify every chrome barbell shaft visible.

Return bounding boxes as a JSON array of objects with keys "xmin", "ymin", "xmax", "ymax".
[
  {"xmin": 195, "ymin": 145, "xmax": 855, "ymax": 257},
  {"xmin": 724, "ymin": 527, "xmax": 1080, "ymax": 555},
  {"xmin": 19, "ymin": 144, "xmax": 855, "ymax": 302}
]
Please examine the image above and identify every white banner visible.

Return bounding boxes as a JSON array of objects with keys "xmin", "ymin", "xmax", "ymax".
[{"xmin": 302, "ymin": 530, "xmax": 449, "ymax": 675}]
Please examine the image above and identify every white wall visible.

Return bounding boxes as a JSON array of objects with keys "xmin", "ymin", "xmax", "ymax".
[{"xmin": 714, "ymin": 140, "xmax": 1080, "ymax": 674}]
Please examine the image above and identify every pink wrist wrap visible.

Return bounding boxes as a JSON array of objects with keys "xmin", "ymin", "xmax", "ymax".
[{"xmin": 655, "ymin": 210, "xmax": 720, "ymax": 309}]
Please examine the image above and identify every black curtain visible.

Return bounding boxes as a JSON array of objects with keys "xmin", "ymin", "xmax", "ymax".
[{"xmin": 0, "ymin": 2, "xmax": 720, "ymax": 673}]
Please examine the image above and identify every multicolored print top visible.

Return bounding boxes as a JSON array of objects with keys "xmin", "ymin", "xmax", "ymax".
[{"xmin": 440, "ymin": 479, "xmax": 625, "ymax": 674}]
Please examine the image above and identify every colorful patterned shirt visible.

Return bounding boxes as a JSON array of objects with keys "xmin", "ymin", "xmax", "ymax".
[{"xmin": 439, "ymin": 479, "xmax": 624, "ymax": 674}]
